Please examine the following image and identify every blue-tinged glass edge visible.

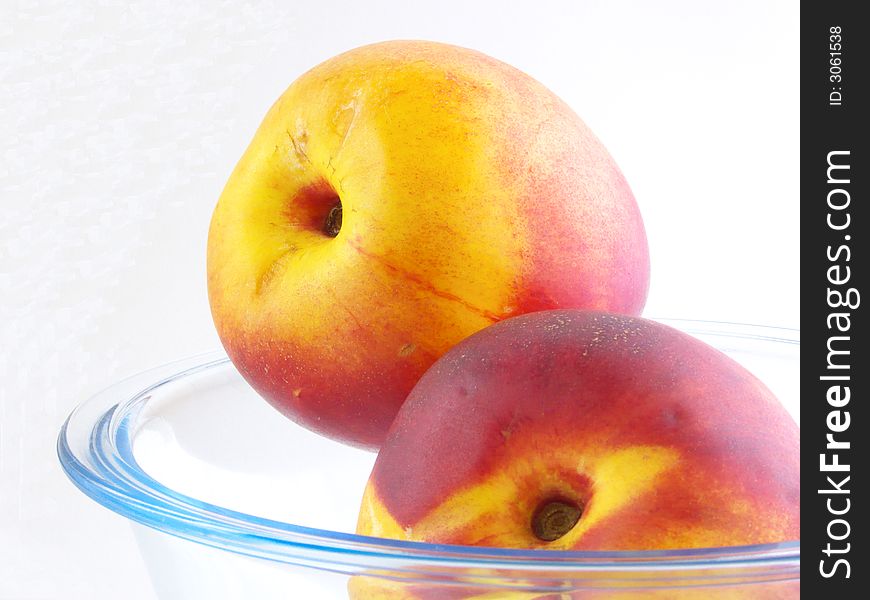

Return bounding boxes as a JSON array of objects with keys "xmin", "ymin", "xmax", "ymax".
[{"xmin": 57, "ymin": 319, "xmax": 800, "ymax": 582}]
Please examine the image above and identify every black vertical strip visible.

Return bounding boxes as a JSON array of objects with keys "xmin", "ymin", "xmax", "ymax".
[{"xmin": 802, "ymin": 2, "xmax": 867, "ymax": 596}]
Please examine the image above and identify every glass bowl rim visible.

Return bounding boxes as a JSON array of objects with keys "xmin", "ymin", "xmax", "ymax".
[{"xmin": 57, "ymin": 318, "xmax": 800, "ymax": 579}]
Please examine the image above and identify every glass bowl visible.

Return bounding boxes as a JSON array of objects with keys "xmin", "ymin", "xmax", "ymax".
[{"xmin": 58, "ymin": 319, "xmax": 799, "ymax": 599}]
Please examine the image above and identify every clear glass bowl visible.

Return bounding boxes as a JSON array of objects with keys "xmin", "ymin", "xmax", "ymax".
[{"xmin": 58, "ymin": 319, "xmax": 799, "ymax": 599}]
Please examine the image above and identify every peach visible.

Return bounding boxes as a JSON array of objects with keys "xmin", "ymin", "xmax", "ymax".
[
  {"xmin": 356, "ymin": 310, "xmax": 799, "ymax": 550},
  {"xmin": 207, "ymin": 41, "xmax": 648, "ymax": 449}
]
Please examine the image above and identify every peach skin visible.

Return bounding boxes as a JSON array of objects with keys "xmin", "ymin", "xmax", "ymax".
[
  {"xmin": 356, "ymin": 310, "xmax": 799, "ymax": 550},
  {"xmin": 207, "ymin": 42, "xmax": 649, "ymax": 449}
]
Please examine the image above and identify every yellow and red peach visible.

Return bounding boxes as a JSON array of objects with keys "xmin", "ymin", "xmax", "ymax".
[
  {"xmin": 357, "ymin": 310, "xmax": 799, "ymax": 550},
  {"xmin": 207, "ymin": 41, "xmax": 649, "ymax": 449}
]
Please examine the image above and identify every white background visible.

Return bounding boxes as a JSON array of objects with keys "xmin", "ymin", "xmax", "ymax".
[{"xmin": 1, "ymin": 1, "xmax": 798, "ymax": 598}]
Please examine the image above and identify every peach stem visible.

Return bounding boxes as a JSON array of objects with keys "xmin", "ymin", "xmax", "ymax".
[{"xmin": 532, "ymin": 500, "xmax": 582, "ymax": 542}]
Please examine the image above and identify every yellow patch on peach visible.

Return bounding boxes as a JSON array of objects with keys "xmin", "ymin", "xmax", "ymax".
[{"xmin": 359, "ymin": 444, "xmax": 680, "ymax": 549}]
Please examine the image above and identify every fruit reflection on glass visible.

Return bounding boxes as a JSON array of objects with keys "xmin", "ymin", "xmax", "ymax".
[{"xmin": 207, "ymin": 41, "xmax": 649, "ymax": 450}]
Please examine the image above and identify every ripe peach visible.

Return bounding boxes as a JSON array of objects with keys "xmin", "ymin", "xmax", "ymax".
[
  {"xmin": 357, "ymin": 310, "xmax": 799, "ymax": 550},
  {"xmin": 207, "ymin": 41, "xmax": 649, "ymax": 449}
]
